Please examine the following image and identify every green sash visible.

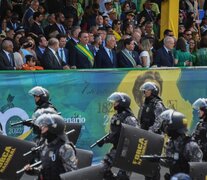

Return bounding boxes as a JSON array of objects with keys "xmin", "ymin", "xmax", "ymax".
[
  {"xmin": 75, "ymin": 44, "xmax": 94, "ymax": 66},
  {"xmin": 122, "ymin": 49, "xmax": 137, "ymax": 67}
]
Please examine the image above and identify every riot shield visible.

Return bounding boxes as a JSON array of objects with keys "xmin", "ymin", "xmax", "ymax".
[
  {"xmin": 76, "ymin": 148, "xmax": 93, "ymax": 169},
  {"xmin": 60, "ymin": 163, "xmax": 105, "ymax": 180},
  {"xmin": 189, "ymin": 162, "xmax": 207, "ymax": 180},
  {"xmin": 113, "ymin": 124, "xmax": 164, "ymax": 177},
  {"xmin": 0, "ymin": 135, "xmax": 35, "ymax": 180},
  {"xmin": 65, "ymin": 123, "xmax": 82, "ymax": 144}
]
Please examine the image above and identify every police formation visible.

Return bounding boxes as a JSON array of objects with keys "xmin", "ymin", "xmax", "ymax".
[{"xmin": 1, "ymin": 84, "xmax": 207, "ymax": 180}]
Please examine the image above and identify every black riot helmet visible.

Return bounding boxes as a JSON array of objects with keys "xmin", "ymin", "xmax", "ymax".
[
  {"xmin": 159, "ymin": 109, "xmax": 188, "ymax": 138},
  {"xmin": 193, "ymin": 98, "xmax": 207, "ymax": 119},
  {"xmin": 28, "ymin": 86, "xmax": 50, "ymax": 106},
  {"xmin": 35, "ymin": 113, "xmax": 67, "ymax": 142},
  {"xmin": 107, "ymin": 92, "xmax": 131, "ymax": 111},
  {"xmin": 140, "ymin": 82, "xmax": 159, "ymax": 96}
]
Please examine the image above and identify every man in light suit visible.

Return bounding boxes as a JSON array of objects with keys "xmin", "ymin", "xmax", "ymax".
[
  {"xmin": 0, "ymin": 39, "xmax": 22, "ymax": 70},
  {"xmin": 41, "ymin": 38, "xmax": 70, "ymax": 70},
  {"xmin": 94, "ymin": 34, "xmax": 117, "ymax": 68},
  {"xmin": 154, "ymin": 36, "xmax": 175, "ymax": 67}
]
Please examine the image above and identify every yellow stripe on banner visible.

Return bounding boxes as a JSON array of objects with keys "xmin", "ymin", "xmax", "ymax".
[
  {"xmin": 160, "ymin": 0, "xmax": 179, "ymax": 39},
  {"xmin": 18, "ymin": 129, "xmax": 33, "ymax": 140}
]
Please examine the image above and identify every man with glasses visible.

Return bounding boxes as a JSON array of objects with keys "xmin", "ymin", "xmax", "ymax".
[{"xmin": 183, "ymin": 29, "xmax": 192, "ymax": 52}]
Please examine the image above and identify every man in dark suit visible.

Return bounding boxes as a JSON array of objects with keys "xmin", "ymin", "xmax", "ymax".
[
  {"xmin": 35, "ymin": 35, "xmax": 48, "ymax": 65},
  {"xmin": 29, "ymin": 12, "xmax": 45, "ymax": 36},
  {"xmin": 0, "ymin": 39, "xmax": 21, "ymax": 70},
  {"xmin": 117, "ymin": 38, "xmax": 141, "ymax": 68},
  {"xmin": 70, "ymin": 31, "xmax": 94, "ymax": 69},
  {"xmin": 65, "ymin": 26, "xmax": 81, "ymax": 67},
  {"xmin": 57, "ymin": 34, "xmax": 69, "ymax": 65},
  {"xmin": 154, "ymin": 36, "xmax": 175, "ymax": 67},
  {"xmin": 41, "ymin": 38, "xmax": 70, "ymax": 70},
  {"xmin": 51, "ymin": 12, "xmax": 67, "ymax": 35},
  {"xmin": 22, "ymin": 0, "xmax": 39, "ymax": 32},
  {"xmin": 44, "ymin": 13, "xmax": 56, "ymax": 39},
  {"xmin": 94, "ymin": 34, "xmax": 117, "ymax": 68},
  {"xmin": 137, "ymin": 0, "xmax": 156, "ymax": 25}
]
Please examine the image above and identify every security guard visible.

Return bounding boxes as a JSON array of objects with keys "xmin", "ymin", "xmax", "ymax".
[
  {"xmin": 159, "ymin": 109, "xmax": 203, "ymax": 179},
  {"xmin": 138, "ymin": 82, "xmax": 166, "ymax": 132},
  {"xmin": 192, "ymin": 98, "xmax": 207, "ymax": 161},
  {"xmin": 28, "ymin": 86, "xmax": 58, "ymax": 114},
  {"xmin": 97, "ymin": 92, "xmax": 138, "ymax": 180},
  {"xmin": 25, "ymin": 113, "xmax": 77, "ymax": 180}
]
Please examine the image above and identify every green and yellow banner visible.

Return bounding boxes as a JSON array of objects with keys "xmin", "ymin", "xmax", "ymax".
[{"xmin": 0, "ymin": 68, "xmax": 205, "ymax": 162}]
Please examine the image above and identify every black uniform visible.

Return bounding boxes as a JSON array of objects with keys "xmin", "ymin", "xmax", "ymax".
[
  {"xmin": 139, "ymin": 96, "xmax": 166, "ymax": 131},
  {"xmin": 25, "ymin": 114, "xmax": 77, "ymax": 180},
  {"xmin": 97, "ymin": 92, "xmax": 138, "ymax": 180},
  {"xmin": 159, "ymin": 109, "xmax": 203, "ymax": 180},
  {"xmin": 193, "ymin": 120, "xmax": 207, "ymax": 161}
]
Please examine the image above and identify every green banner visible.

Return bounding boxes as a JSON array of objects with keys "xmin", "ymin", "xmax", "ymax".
[{"xmin": 0, "ymin": 68, "xmax": 206, "ymax": 162}]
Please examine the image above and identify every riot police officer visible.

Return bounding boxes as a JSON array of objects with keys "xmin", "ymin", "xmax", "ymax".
[
  {"xmin": 25, "ymin": 113, "xmax": 77, "ymax": 180},
  {"xmin": 97, "ymin": 92, "xmax": 138, "ymax": 180},
  {"xmin": 192, "ymin": 98, "xmax": 207, "ymax": 161},
  {"xmin": 138, "ymin": 82, "xmax": 166, "ymax": 132},
  {"xmin": 28, "ymin": 86, "xmax": 57, "ymax": 114},
  {"xmin": 159, "ymin": 109, "xmax": 203, "ymax": 179}
]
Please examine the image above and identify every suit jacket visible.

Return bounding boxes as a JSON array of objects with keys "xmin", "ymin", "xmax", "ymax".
[
  {"xmin": 0, "ymin": 51, "xmax": 15, "ymax": 70},
  {"xmin": 35, "ymin": 47, "xmax": 45, "ymax": 65},
  {"xmin": 29, "ymin": 22, "xmax": 45, "ymax": 36},
  {"xmin": 70, "ymin": 44, "xmax": 94, "ymax": 69},
  {"xmin": 137, "ymin": 9, "xmax": 156, "ymax": 24},
  {"xmin": 58, "ymin": 48, "xmax": 69, "ymax": 65},
  {"xmin": 66, "ymin": 38, "xmax": 78, "ymax": 66},
  {"xmin": 117, "ymin": 50, "xmax": 140, "ymax": 68},
  {"xmin": 22, "ymin": 7, "xmax": 34, "ymax": 32},
  {"xmin": 44, "ymin": 24, "xmax": 54, "ymax": 39},
  {"xmin": 41, "ymin": 48, "xmax": 66, "ymax": 70},
  {"xmin": 154, "ymin": 47, "xmax": 174, "ymax": 67},
  {"xmin": 94, "ymin": 47, "xmax": 117, "ymax": 68},
  {"xmin": 51, "ymin": 23, "xmax": 66, "ymax": 35}
]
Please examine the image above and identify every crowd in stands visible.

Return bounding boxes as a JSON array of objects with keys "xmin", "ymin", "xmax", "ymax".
[{"xmin": 0, "ymin": 0, "xmax": 206, "ymax": 70}]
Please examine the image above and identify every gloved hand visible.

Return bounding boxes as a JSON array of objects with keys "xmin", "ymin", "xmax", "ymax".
[{"xmin": 97, "ymin": 139, "xmax": 105, "ymax": 147}]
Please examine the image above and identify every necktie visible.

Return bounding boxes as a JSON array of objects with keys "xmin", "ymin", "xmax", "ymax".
[
  {"xmin": 60, "ymin": 49, "xmax": 64, "ymax": 60},
  {"xmin": 55, "ymin": 52, "xmax": 61, "ymax": 65},
  {"xmin": 168, "ymin": 51, "xmax": 174, "ymax": 65},
  {"xmin": 8, "ymin": 53, "xmax": 14, "ymax": 66},
  {"xmin": 109, "ymin": 50, "xmax": 113, "ymax": 63},
  {"xmin": 60, "ymin": 25, "xmax": 65, "ymax": 34}
]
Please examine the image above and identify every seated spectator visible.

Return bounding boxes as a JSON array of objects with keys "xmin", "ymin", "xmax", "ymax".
[
  {"xmin": 117, "ymin": 38, "xmax": 141, "ymax": 68},
  {"xmin": 22, "ymin": 55, "xmax": 44, "ymax": 70},
  {"xmin": 42, "ymin": 38, "xmax": 70, "ymax": 70},
  {"xmin": 94, "ymin": 34, "xmax": 117, "ymax": 68},
  {"xmin": 112, "ymin": 20, "xmax": 122, "ymax": 41},
  {"xmin": 154, "ymin": 36, "xmax": 175, "ymax": 67},
  {"xmin": 0, "ymin": 39, "xmax": 22, "ymax": 70},
  {"xmin": 174, "ymin": 37, "xmax": 193, "ymax": 67},
  {"xmin": 139, "ymin": 38, "xmax": 153, "ymax": 67},
  {"xmin": 194, "ymin": 36, "xmax": 207, "ymax": 66}
]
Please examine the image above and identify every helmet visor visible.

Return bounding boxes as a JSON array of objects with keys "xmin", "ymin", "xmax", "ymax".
[
  {"xmin": 192, "ymin": 98, "xmax": 207, "ymax": 110},
  {"xmin": 140, "ymin": 82, "xmax": 157, "ymax": 92},
  {"xmin": 107, "ymin": 92, "xmax": 122, "ymax": 103},
  {"xmin": 28, "ymin": 86, "xmax": 48, "ymax": 96}
]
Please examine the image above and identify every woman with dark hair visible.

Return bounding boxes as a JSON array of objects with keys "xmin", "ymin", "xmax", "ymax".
[
  {"xmin": 174, "ymin": 37, "xmax": 193, "ymax": 67},
  {"xmin": 194, "ymin": 36, "xmax": 207, "ymax": 66},
  {"xmin": 112, "ymin": 20, "xmax": 122, "ymax": 41}
]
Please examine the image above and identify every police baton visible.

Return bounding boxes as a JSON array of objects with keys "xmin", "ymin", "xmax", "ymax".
[
  {"xmin": 90, "ymin": 133, "xmax": 109, "ymax": 149},
  {"xmin": 23, "ymin": 129, "xmax": 76, "ymax": 157},
  {"xmin": 16, "ymin": 161, "xmax": 42, "ymax": 174},
  {"xmin": 11, "ymin": 119, "xmax": 33, "ymax": 127}
]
